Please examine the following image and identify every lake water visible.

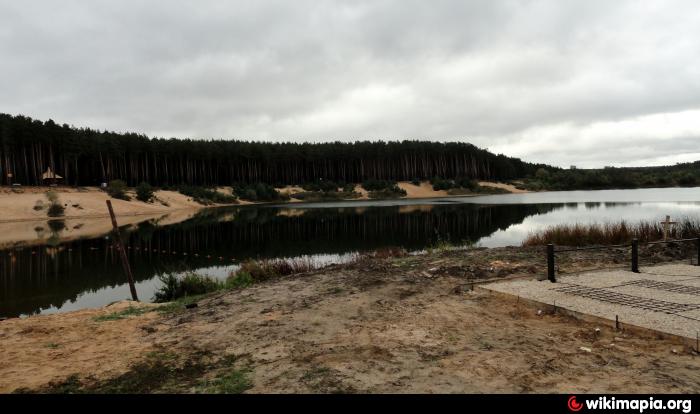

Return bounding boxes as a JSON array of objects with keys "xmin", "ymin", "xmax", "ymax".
[{"xmin": 1, "ymin": 187, "xmax": 699, "ymax": 317}]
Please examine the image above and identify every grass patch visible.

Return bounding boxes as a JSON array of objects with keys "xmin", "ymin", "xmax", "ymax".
[
  {"xmin": 225, "ymin": 271, "xmax": 254, "ymax": 289},
  {"xmin": 21, "ymin": 351, "xmax": 252, "ymax": 394},
  {"xmin": 156, "ymin": 294, "xmax": 211, "ymax": 314},
  {"xmin": 229, "ymin": 257, "xmax": 316, "ymax": 283},
  {"xmin": 153, "ymin": 272, "xmax": 222, "ymax": 302},
  {"xmin": 93, "ymin": 306, "xmax": 153, "ymax": 322},
  {"xmin": 198, "ymin": 368, "xmax": 252, "ymax": 394},
  {"xmin": 523, "ymin": 218, "xmax": 700, "ymax": 247}
]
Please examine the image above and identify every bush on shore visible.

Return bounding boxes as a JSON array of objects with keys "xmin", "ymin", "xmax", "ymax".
[
  {"xmin": 177, "ymin": 185, "xmax": 237, "ymax": 205},
  {"xmin": 430, "ymin": 176, "xmax": 508, "ymax": 194},
  {"xmin": 361, "ymin": 179, "xmax": 406, "ymax": 199},
  {"xmin": 153, "ymin": 258, "xmax": 319, "ymax": 302},
  {"xmin": 106, "ymin": 180, "xmax": 130, "ymax": 200},
  {"xmin": 136, "ymin": 182, "xmax": 155, "ymax": 202},
  {"xmin": 233, "ymin": 183, "xmax": 288, "ymax": 202},
  {"xmin": 153, "ymin": 272, "xmax": 222, "ymax": 302}
]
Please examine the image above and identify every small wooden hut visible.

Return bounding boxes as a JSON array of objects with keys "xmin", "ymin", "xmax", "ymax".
[{"xmin": 42, "ymin": 167, "xmax": 63, "ymax": 185}]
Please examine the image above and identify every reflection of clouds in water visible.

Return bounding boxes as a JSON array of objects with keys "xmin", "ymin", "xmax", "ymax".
[
  {"xmin": 478, "ymin": 202, "xmax": 700, "ymax": 248},
  {"xmin": 39, "ymin": 277, "xmax": 164, "ymax": 316},
  {"xmin": 37, "ymin": 252, "xmax": 360, "ymax": 315},
  {"xmin": 469, "ymin": 187, "xmax": 700, "ymax": 205}
]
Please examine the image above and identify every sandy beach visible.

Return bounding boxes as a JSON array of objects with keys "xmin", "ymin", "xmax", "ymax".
[{"xmin": 0, "ymin": 181, "xmax": 523, "ymax": 248}]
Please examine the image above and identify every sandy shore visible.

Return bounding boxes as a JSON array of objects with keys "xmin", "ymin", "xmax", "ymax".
[
  {"xmin": 1, "ymin": 245, "xmax": 697, "ymax": 394},
  {"xmin": 0, "ymin": 187, "xmax": 207, "ymax": 248},
  {"xmin": 0, "ymin": 181, "xmax": 523, "ymax": 248}
]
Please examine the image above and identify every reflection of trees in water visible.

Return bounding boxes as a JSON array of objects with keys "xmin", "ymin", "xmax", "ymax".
[{"xmin": 0, "ymin": 203, "xmax": 558, "ymax": 317}]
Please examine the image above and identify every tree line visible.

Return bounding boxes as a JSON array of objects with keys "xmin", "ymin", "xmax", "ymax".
[
  {"xmin": 0, "ymin": 113, "xmax": 540, "ymax": 186},
  {"xmin": 522, "ymin": 164, "xmax": 700, "ymax": 191}
]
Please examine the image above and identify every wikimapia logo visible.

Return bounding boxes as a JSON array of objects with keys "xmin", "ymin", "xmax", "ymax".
[
  {"xmin": 567, "ymin": 396, "xmax": 692, "ymax": 413},
  {"xmin": 568, "ymin": 396, "xmax": 583, "ymax": 412}
]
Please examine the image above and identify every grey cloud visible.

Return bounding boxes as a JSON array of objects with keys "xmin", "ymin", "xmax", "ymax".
[{"xmin": 1, "ymin": 0, "xmax": 699, "ymax": 167}]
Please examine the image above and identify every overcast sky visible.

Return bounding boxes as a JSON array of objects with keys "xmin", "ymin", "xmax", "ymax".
[{"xmin": 1, "ymin": 1, "xmax": 700, "ymax": 168}]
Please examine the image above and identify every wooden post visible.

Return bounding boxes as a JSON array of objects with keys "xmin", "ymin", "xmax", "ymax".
[
  {"xmin": 106, "ymin": 200, "xmax": 139, "ymax": 301},
  {"xmin": 631, "ymin": 238, "xmax": 639, "ymax": 273},
  {"xmin": 547, "ymin": 244, "xmax": 556, "ymax": 283}
]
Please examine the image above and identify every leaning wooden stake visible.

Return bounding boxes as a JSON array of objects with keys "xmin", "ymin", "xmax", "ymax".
[{"xmin": 106, "ymin": 200, "xmax": 139, "ymax": 301}]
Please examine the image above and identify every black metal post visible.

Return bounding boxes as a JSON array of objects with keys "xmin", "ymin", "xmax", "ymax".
[
  {"xmin": 631, "ymin": 238, "xmax": 639, "ymax": 273},
  {"xmin": 696, "ymin": 238, "xmax": 700, "ymax": 266},
  {"xmin": 547, "ymin": 243, "xmax": 556, "ymax": 283}
]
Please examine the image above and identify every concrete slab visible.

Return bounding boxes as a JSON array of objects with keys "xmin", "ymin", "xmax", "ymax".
[{"xmin": 482, "ymin": 263, "xmax": 700, "ymax": 339}]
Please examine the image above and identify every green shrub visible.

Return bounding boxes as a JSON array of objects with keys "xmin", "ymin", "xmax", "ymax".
[
  {"xmin": 362, "ymin": 179, "xmax": 406, "ymax": 199},
  {"xmin": 302, "ymin": 180, "xmax": 340, "ymax": 193},
  {"xmin": 177, "ymin": 185, "xmax": 237, "ymax": 205},
  {"xmin": 107, "ymin": 180, "xmax": 130, "ymax": 200},
  {"xmin": 153, "ymin": 272, "xmax": 221, "ymax": 302},
  {"xmin": 291, "ymin": 191, "xmax": 359, "ymax": 201},
  {"xmin": 362, "ymin": 179, "xmax": 396, "ymax": 191},
  {"xmin": 225, "ymin": 271, "xmax": 254, "ymax": 290},
  {"xmin": 233, "ymin": 183, "xmax": 288, "ymax": 202},
  {"xmin": 430, "ymin": 177, "xmax": 456, "ymax": 191},
  {"xmin": 368, "ymin": 188, "xmax": 407, "ymax": 199},
  {"xmin": 136, "ymin": 182, "xmax": 154, "ymax": 202}
]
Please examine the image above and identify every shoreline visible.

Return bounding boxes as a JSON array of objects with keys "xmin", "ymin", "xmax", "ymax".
[{"xmin": 0, "ymin": 181, "xmax": 523, "ymax": 248}]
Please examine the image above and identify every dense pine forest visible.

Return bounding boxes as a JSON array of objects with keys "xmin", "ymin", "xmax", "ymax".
[
  {"xmin": 1, "ymin": 113, "xmax": 698, "ymax": 190},
  {"xmin": 0, "ymin": 113, "xmax": 539, "ymax": 187}
]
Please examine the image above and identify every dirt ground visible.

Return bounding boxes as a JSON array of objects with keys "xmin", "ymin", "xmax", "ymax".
[{"xmin": 1, "ymin": 246, "xmax": 698, "ymax": 394}]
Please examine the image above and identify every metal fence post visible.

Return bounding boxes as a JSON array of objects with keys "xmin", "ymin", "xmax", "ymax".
[
  {"xmin": 696, "ymin": 238, "xmax": 700, "ymax": 266},
  {"xmin": 631, "ymin": 238, "xmax": 639, "ymax": 273},
  {"xmin": 547, "ymin": 243, "xmax": 556, "ymax": 282}
]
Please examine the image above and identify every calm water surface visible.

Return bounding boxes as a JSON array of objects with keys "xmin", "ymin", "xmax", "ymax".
[{"xmin": 1, "ymin": 187, "xmax": 699, "ymax": 317}]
